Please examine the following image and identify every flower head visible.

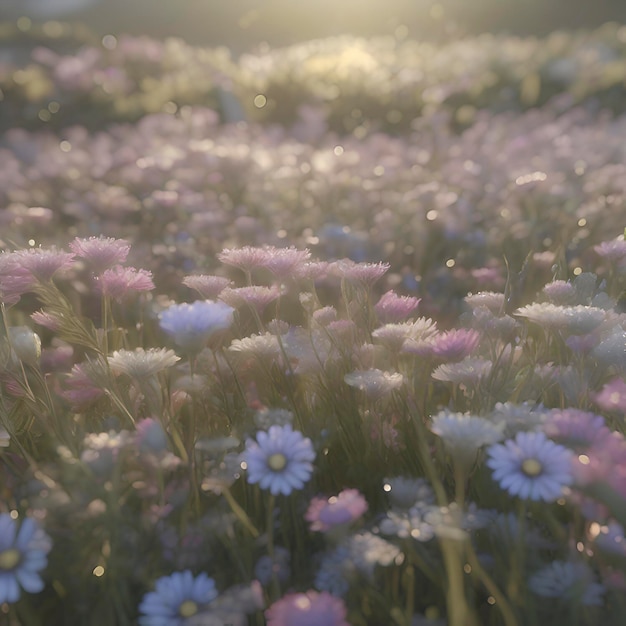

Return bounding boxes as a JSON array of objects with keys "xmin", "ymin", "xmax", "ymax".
[
  {"xmin": 159, "ymin": 300, "xmax": 235, "ymax": 353},
  {"xmin": 108, "ymin": 348, "xmax": 180, "ymax": 379},
  {"xmin": 486, "ymin": 431, "xmax": 573, "ymax": 501},
  {"xmin": 344, "ymin": 369, "xmax": 404, "ymax": 400},
  {"xmin": 182, "ymin": 274, "xmax": 231, "ymax": 299},
  {"xmin": 594, "ymin": 236, "xmax": 626, "ymax": 264},
  {"xmin": 13, "ymin": 247, "xmax": 75, "ymax": 281},
  {"xmin": 331, "ymin": 259, "xmax": 390, "ymax": 286},
  {"xmin": 243, "ymin": 424, "xmax": 315, "ymax": 496},
  {"xmin": 430, "ymin": 328, "xmax": 480, "ymax": 361},
  {"xmin": 0, "ymin": 513, "xmax": 52, "ymax": 604},
  {"xmin": 0, "ymin": 253, "xmax": 35, "ymax": 305},
  {"xmin": 515, "ymin": 303, "xmax": 606, "ymax": 335},
  {"xmin": 69, "ymin": 236, "xmax": 130, "ymax": 271},
  {"xmin": 542, "ymin": 408, "xmax": 611, "ymax": 450},
  {"xmin": 374, "ymin": 290, "xmax": 421, "ymax": 323},
  {"xmin": 138, "ymin": 570, "xmax": 218, "ymax": 625},
  {"xmin": 528, "ymin": 560, "xmax": 605, "ymax": 606},
  {"xmin": 592, "ymin": 377, "xmax": 626, "ymax": 413},
  {"xmin": 219, "ymin": 285, "xmax": 282, "ymax": 314},
  {"xmin": 97, "ymin": 265, "xmax": 154, "ymax": 301},
  {"xmin": 305, "ymin": 489, "xmax": 368, "ymax": 532},
  {"xmin": 431, "ymin": 411, "xmax": 503, "ymax": 470},
  {"xmin": 265, "ymin": 590, "xmax": 349, "ymax": 626}
]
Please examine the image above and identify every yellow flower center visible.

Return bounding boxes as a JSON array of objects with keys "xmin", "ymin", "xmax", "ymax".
[
  {"xmin": 521, "ymin": 458, "xmax": 543, "ymax": 477},
  {"xmin": 0, "ymin": 548, "xmax": 21, "ymax": 571},
  {"xmin": 268, "ymin": 453, "xmax": 288, "ymax": 471},
  {"xmin": 179, "ymin": 600, "xmax": 198, "ymax": 618}
]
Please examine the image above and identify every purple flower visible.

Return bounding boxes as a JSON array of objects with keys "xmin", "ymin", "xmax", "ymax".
[
  {"xmin": 542, "ymin": 408, "xmax": 611, "ymax": 450},
  {"xmin": 305, "ymin": 489, "xmax": 368, "ymax": 532},
  {"xmin": 243, "ymin": 425, "xmax": 315, "ymax": 496},
  {"xmin": 528, "ymin": 560, "xmax": 605, "ymax": 606},
  {"xmin": 265, "ymin": 590, "xmax": 349, "ymax": 626},
  {"xmin": 138, "ymin": 570, "xmax": 218, "ymax": 625},
  {"xmin": 0, "ymin": 513, "xmax": 52, "ymax": 604},
  {"xmin": 159, "ymin": 300, "xmax": 235, "ymax": 353},
  {"xmin": 486, "ymin": 432, "xmax": 573, "ymax": 502}
]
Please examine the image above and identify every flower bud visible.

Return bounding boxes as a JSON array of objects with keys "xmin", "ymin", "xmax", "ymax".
[{"xmin": 9, "ymin": 326, "xmax": 41, "ymax": 366}]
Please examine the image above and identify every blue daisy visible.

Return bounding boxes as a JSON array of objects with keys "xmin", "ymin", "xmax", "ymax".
[
  {"xmin": 486, "ymin": 431, "xmax": 573, "ymax": 502},
  {"xmin": 138, "ymin": 570, "xmax": 218, "ymax": 625},
  {"xmin": 244, "ymin": 424, "xmax": 315, "ymax": 496},
  {"xmin": 0, "ymin": 513, "xmax": 52, "ymax": 604}
]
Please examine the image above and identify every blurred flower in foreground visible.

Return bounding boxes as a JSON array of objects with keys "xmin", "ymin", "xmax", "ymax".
[
  {"xmin": 138, "ymin": 570, "xmax": 218, "ymax": 626},
  {"xmin": 528, "ymin": 560, "xmax": 605, "ymax": 606},
  {"xmin": 0, "ymin": 513, "xmax": 52, "ymax": 604},
  {"xmin": 265, "ymin": 590, "xmax": 349, "ymax": 626},
  {"xmin": 243, "ymin": 424, "xmax": 315, "ymax": 496},
  {"xmin": 305, "ymin": 489, "xmax": 368, "ymax": 532},
  {"xmin": 159, "ymin": 300, "xmax": 234, "ymax": 353},
  {"xmin": 486, "ymin": 431, "xmax": 573, "ymax": 501}
]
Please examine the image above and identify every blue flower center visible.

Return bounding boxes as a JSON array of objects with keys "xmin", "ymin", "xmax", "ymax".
[
  {"xmin": 179, "ymin": 600, "xmax": 198, "ymax": 618},
  {"xmin": 0, "ymin": 548, "xmax": 21, "ymax": 570},
  {"xmin": 268, "ymin": 453, "xmax": 288, "ymax": 471},
  {"xmin": 521, "ymin": 458, "xmax": 543, "ymax": 477}
]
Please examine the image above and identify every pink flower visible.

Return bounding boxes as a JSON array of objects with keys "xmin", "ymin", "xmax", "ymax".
[
  {"xmin": 431, "ymin": 328, "xmax": 480, "ymax": 362},
  {"xmin": 374, "ymin": 290, "xmax": 421, "ymax": 323},
  {"xmin": 594, "ymin": 236, "xmax": 626, "ymax": 264},
  {"xmin": 266, "ymin": 590, "xmax": 349, "ymax": 626},
  {"xmin": 96, "ymin": 265, "xmax": 154, "ymax": 301},
  {"xmin": 219, "ymin": 285, "xmax": 282, "ymax": 314},
  {"xmin": 262, "ymin": 246, "xmax": 311, "ymax": 278},
  {"xmin": 12, "ymin": 248, "xmax": 75, "ymax": 282},
  {"xmin": 61, "ymin": 362, "xmax": 106, "ymax": 410},
  {"xmin": 331, "ymin": 259, "xmax": 390, "ymax": 287},
  {"xmin": 218, "ymin": 246, "xmax": 271, "ymax": 273},
  {"xmin": 573, "ymin": 431, "xmax": 626, "ymax": 501},
  {"xmin": 69, "ymin": 236, "xmax": 131, "ymax": 271},
  {"xmin": 0, "ymin": 253, "xmax": 34, "ymax": 305},
  {"xmin": 305, "ymin": 489, "xmax": 368, "ymax": 532},
  {"xmin": 593, "ymin": 377, "xmax": 626, "ymax": 413},
  {"xmin": 31, "ymin": 310, "xmax": 63, "ymax": 332},
  {"xmin": 182, "ymin": 274, "xmax": 231, "ymax": 299}
]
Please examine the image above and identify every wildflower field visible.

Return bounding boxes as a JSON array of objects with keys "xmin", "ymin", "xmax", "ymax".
[{"xmin": 2, "ymin": 18, "xmax": 626, "ymax": 626}]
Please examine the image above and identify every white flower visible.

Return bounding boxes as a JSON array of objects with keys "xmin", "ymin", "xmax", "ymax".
[
  {"xmin": 431, "ymin": 410, "xmax": 504, "ymax": 470},
  {"xmin": 431, "ymin": 357, "xmax": 492, "ymax": 385},
  {"xmin": 344, "ymin": 369, "xmax": 404, "ymax": 400},
  {"xmin": 228, "ymin": 333, "xmax": 282, "ymax": 361},
  {"xmin": 514, "ymin": 303, "xmax": 606, "ymax": 335},
  {"xmin": 108, "ymin": 348, "xmax": 180, "ymax": 379}
]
